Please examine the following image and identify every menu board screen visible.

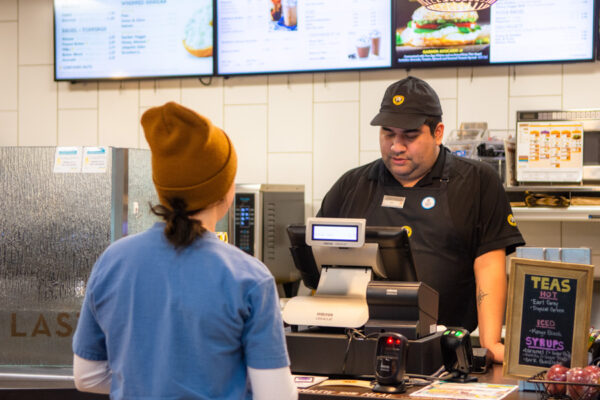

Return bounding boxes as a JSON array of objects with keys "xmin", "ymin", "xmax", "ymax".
[
  {"xmin": 516, "ymin": 121, "xmax": 584, "ymax": 183},
  {"xmin": 216, "ymin": 0, "xmax": 392, "ymax": 75},
  {"xmin": 393, "ymin": 0, "xmax": 595, "ymax": 69},
  {"xmin": 54, "ymin": 0, "xmax": 214, "ymax": 81}
]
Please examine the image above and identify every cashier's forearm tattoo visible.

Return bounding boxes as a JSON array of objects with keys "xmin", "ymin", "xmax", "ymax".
[{"xmin": 477, "ymin": 289, "xmax": 488, "ymax": 306}]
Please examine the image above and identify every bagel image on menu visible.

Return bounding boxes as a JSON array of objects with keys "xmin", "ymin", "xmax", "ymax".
[
  {"xmin": 397, "ymin": 4, "xmax": 490, "ymax": 47},
  {"xmin": 182, "ymin": 0, "xmax": 213, "ymax": 57}
]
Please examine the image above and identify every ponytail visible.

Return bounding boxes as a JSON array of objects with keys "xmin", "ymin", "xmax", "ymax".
[{"xmin": 150, "ymin": 198, "xmax": 207, "ymax": 249}]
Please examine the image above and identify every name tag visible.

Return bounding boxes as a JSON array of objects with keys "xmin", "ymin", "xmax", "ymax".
[{"xmin": 381, "ymin": 195, "xmax": 405, "ymax": 209}]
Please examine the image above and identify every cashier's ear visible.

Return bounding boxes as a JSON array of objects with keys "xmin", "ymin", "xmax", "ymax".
[{"xmin": 434, "ymin": 122, "xmax": 444, "ymax": 146}]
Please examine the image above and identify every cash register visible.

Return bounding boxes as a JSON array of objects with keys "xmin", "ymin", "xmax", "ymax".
[{"xmin": 282, "ymin": 218, "xmax": 442, "ymax": 377}]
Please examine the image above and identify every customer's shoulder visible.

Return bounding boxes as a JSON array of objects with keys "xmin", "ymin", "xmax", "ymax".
[{"xmin": 199, "ymin": 236, "xmax": 273, "ymax": 279}]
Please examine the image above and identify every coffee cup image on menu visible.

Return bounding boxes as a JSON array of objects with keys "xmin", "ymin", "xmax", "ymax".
[
  {"xmin": 370, "ymin": 29, "xmax": 381, "ymax": 56},
  {"xmin": 281, "ymin": 0, "xmax": 297, "ymax": 27},
  {"xmin": 351, "ymin": 32, "xmax": 380, "ymax": 60}
]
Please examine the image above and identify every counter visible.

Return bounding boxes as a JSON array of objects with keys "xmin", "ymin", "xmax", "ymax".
[
  {"xmin": 297, "ymin": 364, "xmax": 538, "ymax": 399},
  {"xmin": 0, "ymin": 364, "xmax": 539, "ymax": 399}
]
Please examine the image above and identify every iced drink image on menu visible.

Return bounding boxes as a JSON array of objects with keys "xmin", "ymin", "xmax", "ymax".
[
  {"xmin": 356, "ymin": 36, "xmax": 371, "ymax": 58},
  {"xmin": 370, "ymin": 30, "xmax": 381, "ymax": 56},
  {"xmin": 282, "ymin": 0, "xmax": 297, "ymax": 27}
]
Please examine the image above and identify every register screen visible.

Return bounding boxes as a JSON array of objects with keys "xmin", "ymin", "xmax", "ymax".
[{"xmin": 312, "ymin": 224, "xmax": 359, "ymax": 242}]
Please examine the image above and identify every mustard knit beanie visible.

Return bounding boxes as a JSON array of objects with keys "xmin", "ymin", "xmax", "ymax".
[{"xmin": 141, "ymin": 102, "xmax": 237, "ymax": 211}]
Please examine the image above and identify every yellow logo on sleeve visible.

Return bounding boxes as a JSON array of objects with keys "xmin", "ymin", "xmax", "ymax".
[
  {"xmin": 393, "ymin": 95, "xmax": 405, "ymax": 105},
  {"xmin": 507, "ymin": 214, "xmax": 517, "ymax": 227},
  {"xmin": 401, "ymin": 225, "xmax": 412, "ymax": 237}
]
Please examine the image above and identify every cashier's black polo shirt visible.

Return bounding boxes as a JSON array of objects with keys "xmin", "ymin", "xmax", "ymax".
[{"xmin": 317, "ymin": 145, "xmax": 525, "ymax": 265}]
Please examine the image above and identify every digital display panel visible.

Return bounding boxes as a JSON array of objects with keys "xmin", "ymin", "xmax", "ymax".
[
  {"xmin": 393, "ymin": 0, "xmax": 596, "ymax": 69},
  {"xmin": 216, "ymin": 0, "xmax": 392, "ymax": 75},
  {"xmin": 312, "ymin": 224, "xmax": 359, "ymax": 242},
  {"xmin": 54, "ymin": 0, "xmax": 214, "ymax": 81}
]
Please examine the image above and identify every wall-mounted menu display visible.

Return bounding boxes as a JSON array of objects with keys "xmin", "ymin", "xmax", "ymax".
[
  {"xmin": 216, "ymin": 0, "xmax": 392, "ymax": 75},
  {"xmin": 54, "ymin": 0, "xmax": 214, "ymax": 81},
  {"xmin": 393, "ymin": 0, "xmax": 596, "ymax": 69}
]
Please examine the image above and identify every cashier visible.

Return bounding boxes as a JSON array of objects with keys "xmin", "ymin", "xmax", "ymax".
[{"xmin": 317, "ymin": 76, "xmax": 525, "ymax": 363}]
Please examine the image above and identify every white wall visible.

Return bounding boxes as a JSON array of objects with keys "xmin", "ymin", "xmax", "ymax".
[
  {"xmin": 2, "ymin": 0, "xmax": 600, "ymax": 326},
  {"xmin": 2, "ymin": 0, "xmax": 600, "ymax": 260}
]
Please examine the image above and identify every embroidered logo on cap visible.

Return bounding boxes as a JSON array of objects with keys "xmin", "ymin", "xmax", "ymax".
[
  {"xmin": 393, "ymin": 95, "xmax": 405, "ymax": 106},
  {"xmin": 401, "ymin": 225, "xmax": 413, "ymax": 237},
  {"xmin": 421, "ymin": 196, "xmax": 436, "ymax": 210},
  {"xmin": 507, "ymin": 214, "xmax": 517, "ymax": 226}
]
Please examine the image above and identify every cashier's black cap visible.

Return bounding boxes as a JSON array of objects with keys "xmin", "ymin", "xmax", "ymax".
[{"xmin": 370, "ymin": 76, "xmax": 442, "ymax": 130}]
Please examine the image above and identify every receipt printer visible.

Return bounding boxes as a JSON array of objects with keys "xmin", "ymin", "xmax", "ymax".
[{"xmin": 365, "ymin": 281, "xmax": 439, "ymax": 340}]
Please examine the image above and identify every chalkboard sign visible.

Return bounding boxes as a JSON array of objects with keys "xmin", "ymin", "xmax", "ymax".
[{"xmin": 503, "ymin": 258, "xmax": 594, "ymax": 379}]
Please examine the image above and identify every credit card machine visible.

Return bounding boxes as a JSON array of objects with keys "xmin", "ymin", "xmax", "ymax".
[
  {"xmin": 373, "ymin": 332, "xmax": 408, "ymax": 394},
  {"xmin": 440, "ymin": 327, "xmax": 477, "ymax": 382}
]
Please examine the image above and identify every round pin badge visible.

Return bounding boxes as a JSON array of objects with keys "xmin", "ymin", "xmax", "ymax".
[
  {"xmin": 401, "ymin": 225, "xmax": 413, "ymax": 237},
  {"xmin": 421, "ymin": 196, "xmax": 436, "ymax": 210}
]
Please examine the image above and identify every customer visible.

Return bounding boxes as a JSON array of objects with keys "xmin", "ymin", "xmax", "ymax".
[{"xmin": 72, "ymin": 102, "xmax": 297, "ymax": 400}]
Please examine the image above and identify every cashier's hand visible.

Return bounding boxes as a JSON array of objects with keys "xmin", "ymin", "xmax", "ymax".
[
  {"xmin": 486, "ymin": 342, "xmax": 504, "ymax": 364},
  {"xmin": 474, "ymin": 248, "xmax": 507, "ymax": 365}
]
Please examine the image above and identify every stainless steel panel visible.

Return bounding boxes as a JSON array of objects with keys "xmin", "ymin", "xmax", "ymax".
[{"xmin": 0, "ymin": 147, "xmax": 156, "ymax": 367}]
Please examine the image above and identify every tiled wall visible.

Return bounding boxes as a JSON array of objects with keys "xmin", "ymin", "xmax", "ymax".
[{"xmin": 2, "ymin": 0, "xmax": 600, "ymax": 278}]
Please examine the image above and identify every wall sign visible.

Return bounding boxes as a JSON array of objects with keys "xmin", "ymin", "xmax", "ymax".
[{"xmin": 503, "ymin": 258, "xmax": 594, "ymax": 379}]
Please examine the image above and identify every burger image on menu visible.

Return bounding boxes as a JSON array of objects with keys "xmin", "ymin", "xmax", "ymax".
[{"xmin": 397, "ymin": 4, "xmax": 489, "ymax": 48}]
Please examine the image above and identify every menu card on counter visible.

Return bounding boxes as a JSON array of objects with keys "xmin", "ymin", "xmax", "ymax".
[{"xmin": 504, "ymin": 258, "xmax": 594, "ymax": 379}]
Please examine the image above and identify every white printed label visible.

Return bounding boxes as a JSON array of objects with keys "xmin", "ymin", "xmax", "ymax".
[{"xmin": 382, "ymin": 195, "xmax": 405, "ymax": 209}]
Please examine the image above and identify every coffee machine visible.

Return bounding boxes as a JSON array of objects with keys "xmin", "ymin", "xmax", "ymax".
[{"xmin": 217, "ymin": 184, "xmax": 305, "ymax": 296}]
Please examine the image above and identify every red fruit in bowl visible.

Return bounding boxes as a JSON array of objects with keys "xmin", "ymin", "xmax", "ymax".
[
  {"xmin": 545, "ymin": 364, "xmax": 568, "ymax": 395},
  {"xmin": 582, "ymin": 365, "xmax": 600, "ymax": 397},
  {"xmin": 566, "ymin": 367, "xmax": 594, "ymax": 400},
  {"xmin": 583, "ymin": 365, "xmax": 600, "ymax": 380}
]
